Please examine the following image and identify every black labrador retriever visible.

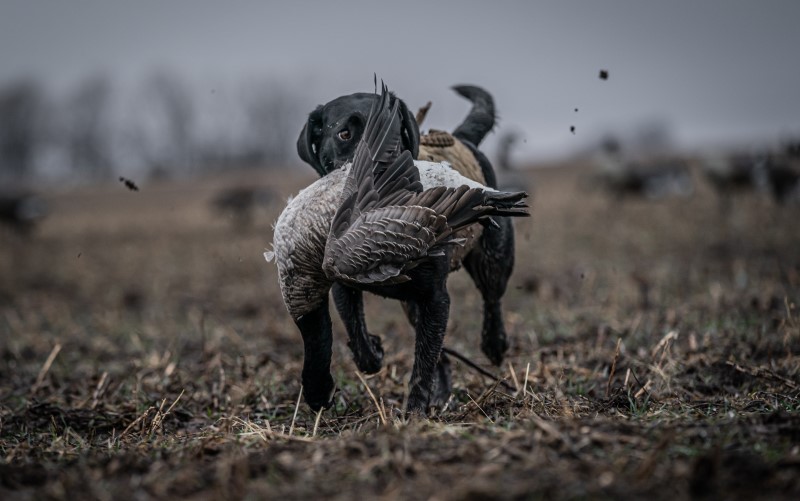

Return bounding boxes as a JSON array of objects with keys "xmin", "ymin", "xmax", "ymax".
[{"xmin": 296, "ymin": 85, "xmax": 516, "ymax": 404}]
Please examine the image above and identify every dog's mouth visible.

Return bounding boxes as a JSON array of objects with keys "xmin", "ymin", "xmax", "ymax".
[{"xmin": 324, "ymin": 159, "xmax": 347, "ymax": 174}]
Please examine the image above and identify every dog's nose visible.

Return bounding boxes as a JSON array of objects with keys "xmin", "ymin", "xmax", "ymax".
[{"xmin": 321, "ymin": 156, "xmax": 334, "ymax": 173}]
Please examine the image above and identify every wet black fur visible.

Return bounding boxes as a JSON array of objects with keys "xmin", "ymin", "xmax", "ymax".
[
  {"xmin": 297, "ymin": 92, "xmax": 420, "ymax": 177},
  {"xmin": 295, "ymin": 85, "xmax": 516, "ymax": 413}
]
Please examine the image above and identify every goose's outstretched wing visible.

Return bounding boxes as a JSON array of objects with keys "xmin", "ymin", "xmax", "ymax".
[
  {"xmin": 325, "ymin": 184, "xmax": 528, "ymax": 285},
  {"xmin": 329, "ymin": 81, "xmax": 422, "ymax": 241},
  {"xmin": 324, "ymin": 81, "xmax": 528, "ymax": 286}
]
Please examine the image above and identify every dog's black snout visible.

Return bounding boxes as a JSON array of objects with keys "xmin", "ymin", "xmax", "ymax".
[
  {"xmin": 321, "ymin": 155, "xmax": 334, "ymax": 172},
  {"xmin": 318, "ymin": 142, "xmax": 332, "ymax": 171}
]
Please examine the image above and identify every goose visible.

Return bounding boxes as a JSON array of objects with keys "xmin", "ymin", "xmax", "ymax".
[
  {"xmin": 698, "ymin": 152, "xmax": 765, "ymax": 213},
  {"xmin": 761, "ymin": 155, "xmax": 800, "ymax": 205},
  {"xmin": 0, "ymin": 192, "xmax": 48, "ymax": 236},
  {"xmin": 592, "ymin": 140, "xmax": 692, "ymax": 200},
  {"xmin": 267, "ymin": 82, "xmax": 529, "ymax": 413}
]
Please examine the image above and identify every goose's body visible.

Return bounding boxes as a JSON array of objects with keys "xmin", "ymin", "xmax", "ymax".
[
  {"xmin": 272, "ymin": 160, "xmax": 497, "ymax": 318},
  {"xmin": 268, "ymin": 82, "xmax": 528, "ymax": 413}
]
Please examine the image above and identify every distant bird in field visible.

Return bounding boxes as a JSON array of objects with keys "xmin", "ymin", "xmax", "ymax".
[
  {"xmin": 760, "ymin": 156, "xmax": 800, "ymax": 205},
  {"xmin": 211, "ymin": 186, "xmax": 274, "ymax": 230},
  {"xmin": 592, "ymin": 140, "xmax": 693, "ymax": 200},
  {"xmin": 698, "ymin": 152, "xmax": 765, "ymax": 211},
  {"xmin": 0, "ymin": 192, "xmax": 48, "ymax": 235}
]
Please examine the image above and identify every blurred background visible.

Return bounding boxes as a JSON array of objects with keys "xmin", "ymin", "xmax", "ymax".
[
  {"xmin": 2, "ymin": 7, "xmax": 799, "ymax": 495},
  {"xmin": 2, "ymin": 0, "xmax": 800, "ymax": 187}
]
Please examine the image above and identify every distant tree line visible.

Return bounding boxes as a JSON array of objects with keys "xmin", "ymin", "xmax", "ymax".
[{"xmin": 0, "ymin": 71, "xmax": 303, "ymax": 184}]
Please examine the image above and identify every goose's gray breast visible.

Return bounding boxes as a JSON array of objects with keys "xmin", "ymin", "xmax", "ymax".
[{"xmin": 272, "ymin": 169, "xmax": 347, "ymax": 317}]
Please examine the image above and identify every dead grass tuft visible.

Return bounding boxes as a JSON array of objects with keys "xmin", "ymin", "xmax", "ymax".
[{"xmin": 1, "ymin": 165, "xmax": 799, "ymax": 499}]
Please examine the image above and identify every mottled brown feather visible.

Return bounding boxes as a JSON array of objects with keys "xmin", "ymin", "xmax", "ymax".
[{"xmin": 323, "ymin": 84, "xmax": 528, "ymax": 287}]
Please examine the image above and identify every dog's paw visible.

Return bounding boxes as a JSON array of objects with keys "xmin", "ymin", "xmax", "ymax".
[
  {"xmin": 406, "ymin": 384, "xmax": 433, "ymax": 417},
  {"xmin": 429, "ymin": 355, "xmax": 453, "ymax": 409},
  {"xmin": 303, "ymin": 374, "xmax": 336, "ymax": 411},
  {"xmin": 481, "ymin": 331, "xmax": 509, "ymax": 367},
  {"xmin": 349, "ymin": 333, "xmax": 384, "ymax": 374},
  {"xmin": 405, "ymin": 399, "xmax": 429, "ymax": 417}
]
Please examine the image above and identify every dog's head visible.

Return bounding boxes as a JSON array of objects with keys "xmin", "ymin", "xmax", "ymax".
[{"xmin": 297, "ymin": 92, "xmax": 420, "ymax": 176}]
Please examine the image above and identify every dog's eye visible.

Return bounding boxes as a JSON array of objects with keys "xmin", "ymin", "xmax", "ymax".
[{"xmin": 337, "ymin": 129, "xmax": 352, "ymax": 141}]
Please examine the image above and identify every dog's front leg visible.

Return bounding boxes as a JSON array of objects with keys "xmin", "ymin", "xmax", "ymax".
[
  {"xmin": 295, "ymin": 304, "xmax": 336, "ymax": 411},
  {"xmin": 406, "ymin": 287, "xmax": 450, "ymax": 414},
  {"xmin": 332, "ymin": 283, "xmax": 384, "ymax": 374}
]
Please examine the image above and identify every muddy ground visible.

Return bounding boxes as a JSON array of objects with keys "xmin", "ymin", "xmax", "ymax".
[{"xmin": 1, "ymin": 163, "xmax": 799, "ymax": 500}]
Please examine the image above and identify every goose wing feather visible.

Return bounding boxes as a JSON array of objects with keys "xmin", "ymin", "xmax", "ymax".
[
  {"xmin": 325, "ymin": 204, "xmax": 446, "ymax": 284},
  {"xmin": 324, "ymin": 80, "xmax": 530, "ymax": 286}
]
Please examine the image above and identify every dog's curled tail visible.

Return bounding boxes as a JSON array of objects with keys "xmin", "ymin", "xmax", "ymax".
[{"xmin": 451, "ymin": 85, "xmax": 496, "ymax": 147}]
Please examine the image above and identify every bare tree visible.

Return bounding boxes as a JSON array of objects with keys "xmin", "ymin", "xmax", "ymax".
[
  {"xmin": 0, "ymin": 80, "xmax": 45, "ymax": 182},
  {"xmin": 239, "ymin": 79, "xmax": 301, "ymax": 167},
  {"xmin": 131, "ymin": 71, "xmax": 196, "ymax": 175},
  {"xmin": 62, "ymin": 75, "xmax": 113, "ymax": 180}
]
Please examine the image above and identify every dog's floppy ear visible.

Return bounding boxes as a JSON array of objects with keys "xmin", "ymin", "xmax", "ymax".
[
  {"xmin": 296, "ymin": 106, "xmax": 326, "ymax": 176},
  {"xmin": 396, "ymin": 96, "xmax": 420, "ymax": 159}
]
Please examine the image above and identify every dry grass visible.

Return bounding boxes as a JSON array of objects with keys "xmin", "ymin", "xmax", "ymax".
[{"xmin": 1, "ymin": 163, "xmax": 799, "ymax": 500}]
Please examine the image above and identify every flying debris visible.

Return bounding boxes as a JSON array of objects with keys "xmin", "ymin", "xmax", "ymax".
[{"xmin": 119, "ymin": 177, "xmax": 139, "ymax": 191}]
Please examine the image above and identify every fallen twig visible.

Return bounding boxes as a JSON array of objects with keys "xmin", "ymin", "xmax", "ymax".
[
  {"xmin": 312, "ymin": 408, "xmax": 324, "ymax": 437},
  {"xmin": 523, "ymin": 362, "xmax": 531, "ymax": 396},
  {"xmin": 229, "ymin": 416, "xmax": 315, "ymax": 443},
  {"xmin": 149, "ymin": 389, "xmax": 185, "ymax": 435},
  {"xmin": 442, "ymin": 347, "xmax": 515, "ymax": 392},
  {"xmin": 606, "ymin": 338, "xmax": 622, "ymax": 397},
  {"xmin": 507, "ymin": 361, "xmax": 521, "ymax": 394},
  {"xmin": 289, "ymin": 385, "xmax": 303, "ymax": 436},
  {"xmin": 120, "ymin": 406, "xmax": 155, "ymax": 440},
  {"xmin": 652, "ymin": 330, "xmax": 678, "ymax": 367},
  {"xmin": 355, "ymin": 371, "xmax": 387, "ymax": 426},
  {"xmin": 466, "ymin": 392, "xmax": 493, "ymax": 423},
  {"xmin": 91, "ymin": 371, "xmax": 110, "ymax": 410},
  {"xmin": 726, "ymin": 361, "xmax": 799, "ymax": 391},
  {"xmin": 630, "ymin": 369, "xmax": 653, "ymax": 401},
  {"xmin": 31, "ymin": 343, "xmax": 62, "ymax": 395}
]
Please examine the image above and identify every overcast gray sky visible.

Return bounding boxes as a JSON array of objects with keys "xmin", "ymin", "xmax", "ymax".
[{"xmin": 2, "ymin": 0, "xmax": 799, "ymax": 161}]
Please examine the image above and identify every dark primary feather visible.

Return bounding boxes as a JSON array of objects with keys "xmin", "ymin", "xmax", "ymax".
[
  {"xmin": 324, "ymin": 82, "xmax": 528, "ymax": 286},
  {"xmin": 331, "ymin": 82, "xmax": 422, "ymax": 239}
]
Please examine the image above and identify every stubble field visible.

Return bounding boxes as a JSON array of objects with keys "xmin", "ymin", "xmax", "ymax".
[{"xmin": 1, "ymin": 162, "xmax": 799, "ymax": 499}]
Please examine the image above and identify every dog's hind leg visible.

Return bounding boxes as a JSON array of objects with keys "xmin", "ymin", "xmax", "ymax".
[
  {"xmin": 332, "ymin": 283, "xmax": 384, "ymax": 374},
  {"xmin": 401, "ymin": 301, "xmax": 451, "ymax": 409},
  {"xmin": 406, "ymin": 259, "xmax": 451, "ymax": 414},
  {"xmin": 463, "ymin": 217, "xmax": 515, "ymax": 366},
  {"xmin": 429, "ymin": 351, "xmax": 453, "ymax": 408}
]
